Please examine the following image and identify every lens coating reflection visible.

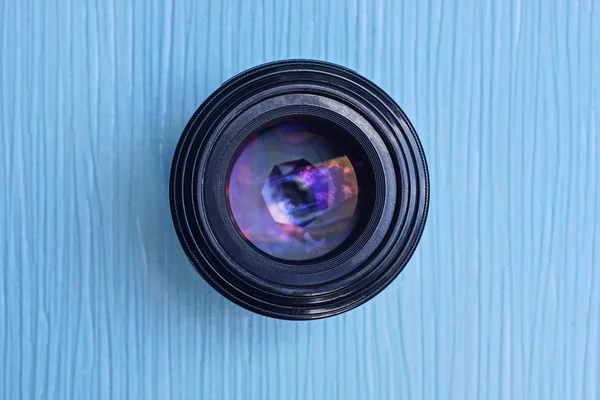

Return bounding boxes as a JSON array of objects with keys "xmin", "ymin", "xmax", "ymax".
[{"xmin": 227, "ymin": 121, "xmax": 368, "ymax": 261}]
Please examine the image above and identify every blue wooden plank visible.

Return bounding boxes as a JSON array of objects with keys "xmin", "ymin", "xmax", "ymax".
[{"xmin": 0, "ymin": 0, "xmax": 599, "ymax": 398}]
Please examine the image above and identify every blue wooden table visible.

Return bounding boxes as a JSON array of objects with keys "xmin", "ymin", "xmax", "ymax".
[{"xmin": 1, "ymin": 0, "xmax": 599, "ymax": 398}]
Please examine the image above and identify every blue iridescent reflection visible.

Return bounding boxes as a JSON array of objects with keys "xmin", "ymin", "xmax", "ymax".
[
  {"xmin": 261, "ymin": 159, "xmax": 330, "ymax": 227},
  {"xmin": 227, "ymin": 121, "xmax": 363, "ymax": 261}
]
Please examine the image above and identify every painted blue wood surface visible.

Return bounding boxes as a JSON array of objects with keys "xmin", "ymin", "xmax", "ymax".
[{"xmin": 1, "ymin": 0, "xmax": 599, "ymax": 398}]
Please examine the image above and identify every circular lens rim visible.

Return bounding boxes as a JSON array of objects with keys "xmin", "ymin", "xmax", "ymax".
[
  {"xmin": 170, "ymin": 60, "xmax": 429, "ymax": 320},
  {"xmin": 203, "ymin": 100, "xmax": 395, "ymax": 290}
]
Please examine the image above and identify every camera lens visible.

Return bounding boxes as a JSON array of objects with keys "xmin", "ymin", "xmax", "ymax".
[
  {"xmin": 227, "ymin": 119, "xmax": 374, "ymax": 262},
  {"xmin": 170, "ymin": 60, "xmax": 429, "ymax": 319}
]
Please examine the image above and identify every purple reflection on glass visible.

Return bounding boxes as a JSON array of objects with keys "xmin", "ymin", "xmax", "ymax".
[{"xmin": 227, "ymin": 122, "xmax": 361, "ymax": 261}]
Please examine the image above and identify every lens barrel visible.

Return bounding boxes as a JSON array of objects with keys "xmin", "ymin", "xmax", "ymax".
[{"xmin": 170, "ymin": 60, "xmax": 429, "ymax": 320}]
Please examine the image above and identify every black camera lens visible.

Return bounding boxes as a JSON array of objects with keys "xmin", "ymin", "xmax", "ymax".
[{"xmin": 170, "ymin": 60, "xmax": 429, "ymax": 320}]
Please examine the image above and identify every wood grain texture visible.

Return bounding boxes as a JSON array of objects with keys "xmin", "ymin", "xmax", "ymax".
[{"xmin": 1, "ymin": 0, "xmax": 599, "ymax": 398}]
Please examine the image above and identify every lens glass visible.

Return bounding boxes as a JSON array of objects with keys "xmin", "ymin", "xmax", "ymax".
[{"xmin": 226, "ymin": 119, "xmax": 372, "ymax": 261}]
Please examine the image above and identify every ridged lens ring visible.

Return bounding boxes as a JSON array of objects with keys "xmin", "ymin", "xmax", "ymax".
[{"xmin": 170, "ymin": 60, "xmax": 429, "ymax": 320}]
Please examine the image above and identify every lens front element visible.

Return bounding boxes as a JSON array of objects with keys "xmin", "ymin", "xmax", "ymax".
[{"xmin": 227, "ymin": 120, "xmax": 370, "ymax": 262}]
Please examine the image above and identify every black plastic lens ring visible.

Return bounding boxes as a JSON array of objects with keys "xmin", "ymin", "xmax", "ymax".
[{"xmin": 170, "ymin": 60, "xmax": 429, "ymax": 320}]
